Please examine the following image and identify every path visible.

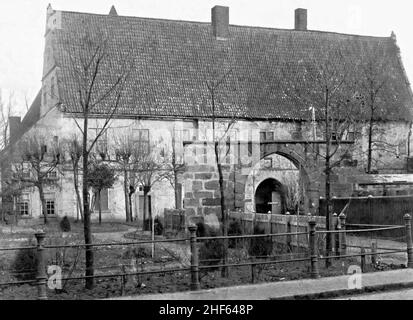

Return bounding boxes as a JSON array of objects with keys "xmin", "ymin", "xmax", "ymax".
[
  {"xmin": 335, "ymin": 288, "xmax": 413, "ymax": 300},
  {"xmin": 109, "ymin": 268, "xmax": 413, "ymax": 300},
  {"xmin": 346, "ymin": 235, "xmax": 406, "ymax": 264},
  {"xmin": 93, "ymin": 228, "xmax": 191, "ymax": 270}
]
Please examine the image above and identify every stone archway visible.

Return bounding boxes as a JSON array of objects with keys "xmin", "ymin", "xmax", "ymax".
[
  {"xmin": 244, "ymin": 149, "xmax": 320, "ymax": 215},
  {"xmin": 254, "ymin": 178, "xmax": 286, "ymax": 214}
]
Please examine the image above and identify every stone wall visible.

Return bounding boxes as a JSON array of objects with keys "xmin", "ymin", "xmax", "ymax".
[{"xmin": 3, "ymin": 104, "xmax": 411, "ymax": 224}]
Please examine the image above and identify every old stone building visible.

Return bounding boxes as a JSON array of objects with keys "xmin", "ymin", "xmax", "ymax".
[{"xmin": 1, "ymin": 5, "xmax": 413, "ymax": 224}]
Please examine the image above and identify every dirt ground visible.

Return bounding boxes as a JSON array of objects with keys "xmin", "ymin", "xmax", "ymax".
[{"xmin": 0, "ymin": 223, "xmax": 407, "ymax": 300}]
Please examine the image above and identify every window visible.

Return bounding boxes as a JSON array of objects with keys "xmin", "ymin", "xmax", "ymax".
[
  {"xmin": 260, "ymin": 131, "xmax": 274, "ymax": 141},
  {"xmin": 46, "ymin": 200, "xmax": 55, "ymax": 215},
  {"xmin": 182, "ymin": 129, "xmax": 191, "ymax": 141},
  {"xmin": 248, "ymin": 141, "xmax": 253, "ymax": 157},
  {"xmin": 346, "ymin": 132, "xmax": 355, "ymax": 141},
  {"xmin": 22, "ymin": 163, "xmax": 30, "ymax": 179},
  {"xmin": 46, "ymin": 170, "xmax": 57, "ymax": 179},
  {"xmin": 133, "ymin": 129, "xmax": 150, "ymax": 154},
  {"xmin": 263, "ymin": 158, "xmax": 273, "ymax": 169},
  {"xmin": 18, "ymin": 202, "xmax": 29, "ymax": 216},
  {"xmin": 95, "ymin": 130, "xmax": 108, "ymax": 156}
]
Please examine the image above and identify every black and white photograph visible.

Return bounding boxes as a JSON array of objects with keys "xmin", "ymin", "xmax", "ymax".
[{"xmin": 1, "ymin": 0, "xmax": 413, "ymax": 306}]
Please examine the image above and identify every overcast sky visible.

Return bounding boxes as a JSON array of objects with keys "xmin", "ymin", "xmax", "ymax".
[{"xmin": 1, "ymin": 0, "xmax": 412, "ymax": 116}]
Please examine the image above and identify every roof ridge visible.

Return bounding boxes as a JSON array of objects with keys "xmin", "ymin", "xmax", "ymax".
[{"xmin": 57, "ymin": 9, "xmax": 391, "ymax": 40}]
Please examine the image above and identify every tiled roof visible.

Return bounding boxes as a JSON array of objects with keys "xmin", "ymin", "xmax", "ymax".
[
  {"xmin": 20, "ymin": 90, "xmax": 41, "ymax": 133},
  {"xmin": 52, "ymin": 11, "xmax": 413, "ymax": 121}
]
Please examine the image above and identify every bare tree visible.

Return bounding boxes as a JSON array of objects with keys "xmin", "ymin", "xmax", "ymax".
[
  {"xmin": 0, "ymin": 91, "xmax": 13, "ymax": 151},
  {"xmin": 113, "ymin": 130, "xmax": 135, "ymax": 222},
  {"xmin": 163, "ymin": 129, "xmax": 185, "ymax": 209},
  {"xmin": 132, "ymin": 141, "xmax": 167, "ymax": 230},
  {"xmin": 280, "ymin": 39, "xmax": 363, "ymax": 266},
  {"xmin": 58, "ymin": 27, "xmax": 134, "ymax": 289},
  {"xmin": 205, "ymin": 71, "xmax": 238, "ymax": 277},
  {"xmin": 11, "ymin": 133, "xmax": 61, "ymax": 224},
  {"xmin": 87, "ymin": 163, "xmax": 116, "ymax": 224},
  {"xmin": 64, "ymin": 135, "xmax": 83, "ymax": 221},
  {"xmin": 357, "ymin": 42, "xmax": 405, "ymax": 172}
]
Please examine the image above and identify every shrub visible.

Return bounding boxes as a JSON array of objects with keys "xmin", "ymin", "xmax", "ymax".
[
  {"xmin": 198, "ymin": 224, "xmax": 224, "ymax": 271},
  {"xmin": 228, "ymin": 219, "xmax": 243, "ymax": 249},
  {"xmin": 122, "ymin": 246, "xmax": 151, "ymax": 260},
  {"xmin": 59, "ymin": 216, "xmax": 71, "ymax": 232},
  {"xmin": 195, "ymin": 221, "xmax": 206, "ymax": 238},
  {"xmin": 154, "ymin": 217, "xmax": 164, "ymax": 236},
  {"xmin": 248, "ymin": 226, "xmax": 273, "ymax": 258},
  {"xmin": 11, "ymin": 241, "xmax": 38, "ymax": 281}
]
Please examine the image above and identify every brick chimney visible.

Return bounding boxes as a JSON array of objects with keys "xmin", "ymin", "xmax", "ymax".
[
  {"xmin": 211, "ymin": 5, "xmax": 229, "ymax": 39},
  {"xmin": 295, "ymin": 8, "xmax": 307, "ymax": 31},
  {"xmin": 8, "ymin": 116, "xmax": 21, "ymax": 144}
]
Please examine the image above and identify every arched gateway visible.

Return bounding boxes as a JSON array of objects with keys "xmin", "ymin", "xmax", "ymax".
[
  {"xmin": 182, "ymin": 142, "xmax": 322, "ymax": 220},
  {"xmin": 244, "ymin": 147, "xmax": 319, "ymax": 215}
]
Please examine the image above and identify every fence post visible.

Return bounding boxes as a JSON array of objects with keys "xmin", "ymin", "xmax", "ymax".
[
  {"xmin": 360, "ymin": 247, "xmax": 366, "ymax": 273},
  {"xmin": 286, "ymin": 212, "xmax": 292, "ymax": 251},
  {"xmin": 333, "ymin": 213, "xmax": 340, "ymax": 258},
  {"xmin": 251, "ymin": 257, "xmax": 255, "ymax": 284},
  {"xmin": 339, "ymin": 213, "xmax": 347, "ymax": 256},
  {"xmin": 35, "ymin": 232, "xmax": 47, "ymax": 300},
  {"xmin": 188, "ymin": 225, "xmax": 200, "ymax": 291},
  {"xmin": 371, "ymin": 242, "xmax": 377, "ymax": 265},
  {"xmin": 404, "ymin": 214, "xmax": 413, "ymax": 268},
  {"xmin": 308, "ymin": 220, "xmax": 320, "ymax": 279}
]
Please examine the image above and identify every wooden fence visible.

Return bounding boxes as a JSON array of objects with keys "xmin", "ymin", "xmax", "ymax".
[
  {"xmin": 228, "ymin": 212, "xmax": 338, "ymax": 250},
  {"xmin": 319, "ymin": 195, "xmax": 413, "ymax": 237},
  {"xmin": 163, "ymin": 209, "xmax": 186, "ymax": 234}
]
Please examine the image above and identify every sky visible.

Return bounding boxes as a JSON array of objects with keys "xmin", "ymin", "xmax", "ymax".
[{"xmin": 1, "ymin": 0, "xmax": 413, "ymax": 117}]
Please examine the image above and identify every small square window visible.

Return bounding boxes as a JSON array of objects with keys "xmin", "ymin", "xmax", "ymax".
[
  {"xmin": 47, "ymin": 171, "xmax": 57, "ymax": 178},
  {"xmin": 46, "ymin": 200, "xmax": 55, "ymax": 215},
  {"xmin": 18, "ymin": 202, "xmax": 29, "ymax": 216}
]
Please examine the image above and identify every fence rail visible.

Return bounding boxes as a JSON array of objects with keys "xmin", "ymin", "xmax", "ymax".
[{"xmin": 1, "ymin": 213, "xmax": 413, "ymax": 299}]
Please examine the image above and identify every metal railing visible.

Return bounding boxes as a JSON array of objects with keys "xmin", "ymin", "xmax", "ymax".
[{"xmin": 1, "ymin": 214, "xmax": 412, "ymax": 299}]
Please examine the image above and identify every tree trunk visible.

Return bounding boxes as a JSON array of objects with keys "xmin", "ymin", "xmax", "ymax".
[
  {"xmin": 82, "ymin": 115, "xmax": 94, "ymax": 290},
  {"xmin": 174, "ymin": 171, "xmax": 181, "ymax": 209},
  {"xmin": 210, "ymin": 86, "xmax": 229, "ymax": 277},
  {"xmin": 143, "ymin": 187, "xmax": 151, "ymax": 231},
  {"xmin": 324, "ymin": 88, "xmax": 332, "ymax": 268},
  {"xmin": 171, "ymin": 134, "xmax": 181, "ymax": 209},
  {"xmin": 215, "ymin": 141, "xmax": 229, "ymax": 277},
  {"xmin": 128, "ymin": 193, "xmax": 133, "ymax": 222},
  {"xmin": 98, "ymin": 190, "xmax": 102, "ymax": 225},
  {"xmin": 38, "ymin": 184, "xmax": 48, "ymax": 225},
  {"xmin": 367, "ymin": 115, "xmax": 374, "ymax": 173},
  {"xmin": 123, "ymin": 169, "xmax": 131, "ymax": 222},
  {"xmin": 73, "ymin": 164, "xmax": 83, "ymax": 222},
  {"xmin": 128, "ymin": 182, "xmax": 136, "ymax": 222}
]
